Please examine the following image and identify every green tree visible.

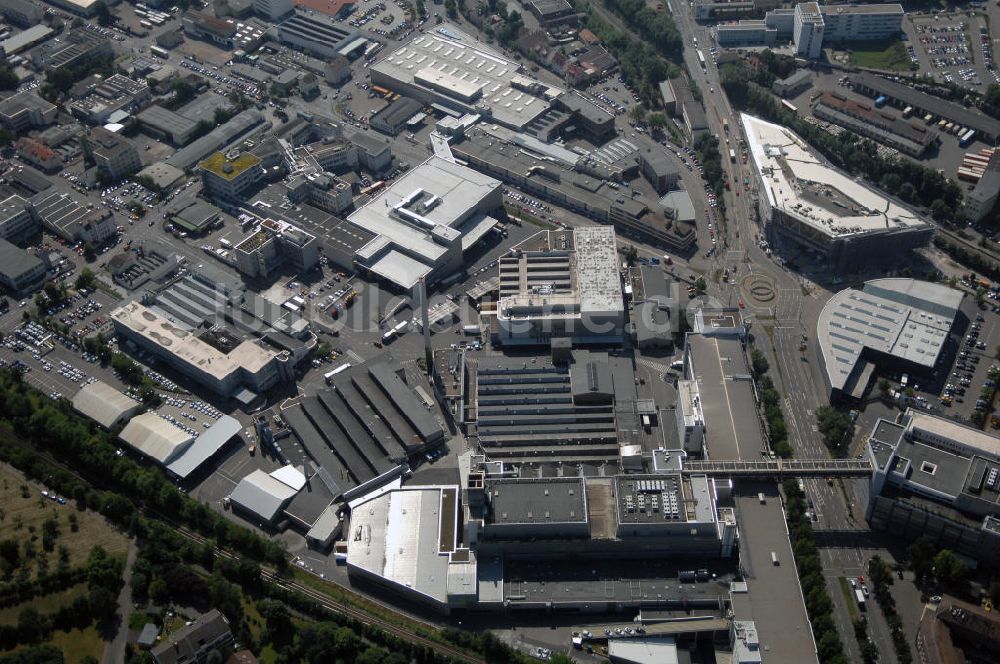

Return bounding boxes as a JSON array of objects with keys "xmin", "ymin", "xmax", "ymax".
[
  {"xmin": 694, "ymin": 277, "xmax": 707, "ymax": 294},
  {"xmin": 94, "ymin": 0, "xmax": 113, "ymax": 27},
  {"xmin": 932, "ymin": 549, "xmax": 968, "ymax": 589},
  {"xmin": 83, "ymin": 243, "xmax": 96, "ymax": 261},
  {"xmin": 74, "ymin": 269, "xmax": 97, "ymax": 291},
  {"xmin": 816, "ymin": 406, "xmax": 853, "ymax": 452},
  {"xmin": 750, "ymin": 348, "xmax": 769, "ymax": 376}
]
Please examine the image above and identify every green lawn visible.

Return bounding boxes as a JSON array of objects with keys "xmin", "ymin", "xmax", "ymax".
[
  {"xmin": 49, "ymin": 626, "xmax": 105, "ymax": 662},
  {"xmin": 844, "ymin": 39, "xmax": 917, "ymax": 71}
]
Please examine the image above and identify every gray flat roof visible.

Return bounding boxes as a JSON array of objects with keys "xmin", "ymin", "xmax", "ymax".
[
  {"xmin": 485, "ymin": 477, "xmax": 587, "ymax": 524},
  {"xmin": 136, "ymin": 105, "xmax": 198, "ymax": 138},
  {"xmin": 852, "ymin": 72, "xmax": 1000, "ymax": 139},
  {"xmin": 817, "ymin": 278, "xmax": 961, "ymax": 393},
  {"xmin": 0, "ymin": 239, "xmax": 43, "ymax": 278},
  {"xmin": 367, "ymin": 360, "xmax": 444, "ymax": 444}
]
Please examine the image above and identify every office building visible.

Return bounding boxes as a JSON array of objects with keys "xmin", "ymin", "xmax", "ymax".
[
  {"xmin": 369, "ymin": 97, "xmax": 424, "ymax": 136},
  {"xmin": 742, "ymin": 113, "xmax": 933, "ymax": 270},
  {"xmin": 0, "ymin": 195, "xmax": 37, "ymax": 244},
  {"xmin": 965, "ymin": 150, "xmax": 1000, "ymax": 221},
  {"xmin": 276, "ymin": 8, "xmax": 366, "ymax": 59},
  {"xmin": 371, "ymin": 25, "xmax": 563, "ymax": 131},
  {"xmin": 694, "ymin": 0, "xmax": 781, "ymax": 21},
  {"xmin": 811, "ymin": 91, "xmax": 936, "ymax": 157},
  {"xmin": 716, "ymin": 20, "xmax": 778, "ymax": 47},
  {"xmin": 0, "ymin": 92, "xmax": 57, "ymax": 133},
  {"xmin": 86, "ymin": 127, "xmax": 142, "ymax": 181},
  {"xmin": 253, "ymin": 0, "xmax": 294, "ymax": 20},
  {"xmin": 639, "ymin": 149, "xmax": 679, "ymax": 194},
  {"xmin": 821, "ymin": 3, "xmax": 903, "ymax": 42},
  {"xmin": 111, "ymin": 288, "xmax": 292, "ymax": 402},
  {"xmin": 233, "ymin": 216, "xmax": 320, "ymax": 280},
  {"xmin": 634, "ymin": 263, "xmax": 678, "ymax": 352},
  {"xmin": 199, "ymin": 151, "xmax": 264, "ymax": 203},
  {"xmin": 793, "ymin": 2, "xmax": 825, "ymax": 59},
  {"xmin": 0, "ymin": 239, "xmax": 46, "ymax": 296},
  {"xmin": 164, "ymin": 109, "xmax": 266, "ymax": 171},
  {"xmin": 347, "ymin": 155, "xmax": 503, "ymax": 291},
  {"xmin": 816, "ymin": 278, "xmax": 962, "ymax": 400},
  {"xmin": 29, "ymin": 191, "xmax": 118, "ymax": 245},
  {"xmin": 452, "ymin": 127, "xmax": 696, "ymax": 252},
  {"xmin": 492, "ymin": 227, "xmax": 624, "ymax": 347},
  {"xmin": 865, "ymin": 409, "xmax": 1000, "ymax": 563}
]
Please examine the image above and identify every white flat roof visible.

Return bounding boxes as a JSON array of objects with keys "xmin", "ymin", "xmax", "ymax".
[
  {"xmin": 575, "ymin": 226, "xmax": 625, "ymax": 316},
  {"xmin": 741, "ymin": 113, "xmax": 929, "ymax": 238},
  {"xmin": 347, "ymin": 487, "xmax": 452, "ymax": 604},
  {"xmin": 111, "ymin": 301, "xmax": 279, "ymax": 382},
  {"xmin": 372, "ymin": 25, "xmax": 560, "ymax": 129},
  {"xmin": 906, "ymin": 410, "xmax": 1000, "ymax": 459},
  {"xmin": 119, "ymin": 412, "xmax": 194, "ymax": 465}
]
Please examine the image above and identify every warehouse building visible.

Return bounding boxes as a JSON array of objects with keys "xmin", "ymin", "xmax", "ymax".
[
  {"xmin": 371, "ymin": 26, "xmax": 563, "ymax": 132},
  {"xmin": 492, "ymin": 227, "xmax": 625, "ymax": 347},
  {"xmin": 369, "ymin": 97, "xmax": 424, "ymax": 136},
  {"xmin": 816, "ymin": 279, "xmax": 963, "ymax": 399},
  {"xmin": 865, "ymin": 409, "xmax": 1000, "ymax": 564},
  {"xmin": 276, "ymin": 8, "xmax": 366, "ymax": 59},
  {"xmin": 137, "ymin": 106, "xmax": 201, "ymax": 146},
  {"xmin": 281, "ymin": 355, "xmax": 442, "ymax": 499},
  {"xmin": 852, "ymin": 72, "xmax": 1000, "ymax": 144},
  {"xmin": 228, "ymin": 466, "xmax": 305, "ymax": 524},
  {"xmin": 347, "ymin": 155, "xmax": 503, "ymax": 291},
  {"xmin": 816, "ymin": 278, "xmax": 962, "ymax": 400},
  {"xmin": 71, "ymin": 380, "xmax": 141, "ymax": 430},
  {"xmin": 28, "ymin": 191, "xmax": 118, "ymax": 245},
  {"xmin": 811, "ymin": 91, "xmax": 936, "ymax": 157},
  {"xmin": 742, "ymin": 113, "xmax": 933, "ymax": 270}
]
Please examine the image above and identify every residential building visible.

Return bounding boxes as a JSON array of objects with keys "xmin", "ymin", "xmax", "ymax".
[
  {"xmin": 0, "ymin": 239, "xmax": 46, "ymax": 296},
  {"xmin": 492, "ymin": 227, "xmax": 625, "ymax": 347},
  {"xmin": 0, "ymin": 195, "xmax": 37, "ymax": 244},
  {"xmin": 86, "ymin": 127, "xmax": 142, "ymax": 181},
  {"xmin": 150, "ymin": 610, "xmax": 234, "ymax": 664},
  {"xmin": 199, "ymin": 151, "xmax": 264, "ymax": 203}
]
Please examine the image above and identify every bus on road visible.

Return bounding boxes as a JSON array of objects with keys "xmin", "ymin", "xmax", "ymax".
[
  {"xmin": 150, "ymin": 46, "xmax": 169, "ymax": 59},
  {"xmin": 697, "ymin": 50, "xmax": 706, "ymax": 69}
]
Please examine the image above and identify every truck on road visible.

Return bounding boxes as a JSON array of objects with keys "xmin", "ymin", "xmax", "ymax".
[{"xmin": 855, "ymin": 588, "xmax": 866, "ymax": 611}]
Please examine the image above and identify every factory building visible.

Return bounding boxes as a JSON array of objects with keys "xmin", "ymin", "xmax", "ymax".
[
  {"xmin": 741, "ymin": 113, "xmax": 933, "ymax": 270},
  {"xmin": 492, "ymin": 227, "xmax": 625, "ymax": 347},
  {"xmin": 347, "ymin": 155, "xmax": 503, "ymax": 291},
  {"xmin": 370, "ymin": 26, "xmax": 564, "ymax": 132},
  {"xmin": 816, "ymin": 278, "xmax": 962, "ymax": 400},
  {"xmin": 865, "ymin": 409, "xmax": 1000, "ymax": 564},
  {"xmin": 276, "ymin": 8, "xmax": 366, "ymax": 59}
]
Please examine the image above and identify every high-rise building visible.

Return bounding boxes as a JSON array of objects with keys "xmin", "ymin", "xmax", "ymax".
[
  {"xmin": 793, "ymin": 2, "xmax": 825, "ymax": 59},
  {"xmin": 253, "ymin": 0, "xmax": 294, "ymax": 20}
]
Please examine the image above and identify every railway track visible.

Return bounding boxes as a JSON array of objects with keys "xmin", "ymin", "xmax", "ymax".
[{"xmin": 24, "ymin": 446, "xmax": 486, "ymax": 664}]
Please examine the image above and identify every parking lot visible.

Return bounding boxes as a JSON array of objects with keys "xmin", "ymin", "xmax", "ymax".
[{"xmin": 905, "ymin": 10, "xmax": 997, "ymax": 88}]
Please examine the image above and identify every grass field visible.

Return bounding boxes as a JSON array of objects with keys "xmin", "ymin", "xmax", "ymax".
[
  {"xmin": 838, "ymin": 576, "xmax": 860, "ymax": 621},
  {"xmin": 844, "ymin": 39, "xmax": 916, "ymax": 71},
  {"xmin": 0, "ymin": 464, "xmax": 129, "ymax": 575},
  {"xmin": 0, "ymin": 585, "xmax": 88, "ymax": 624}
]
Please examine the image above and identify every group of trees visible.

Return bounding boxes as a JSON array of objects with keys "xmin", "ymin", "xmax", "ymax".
[
  {"xmin": 815, "ymin": 406, "xmax": 854, "ymax": 453},
  {"xmin": 720, "ymin": 61, "xmax": 965, "ymax": 223},
  {"xmin": 40, "ymin": 54, "xmax": 115, "ymax": 102},
  {"xmin": 584, "ymin": 12, "xmax": 677, "ymax": 107},
  {"xmin": 750, "ymin": 342, "xmax": 793, "ymax": 457},
  {"xmin": 783, "ymin": 480, "xmax": 850, "ymax": 663},
  {"xmin": 0, "ymin": 545, "xmax": 121, "ymax": 654},
  {"xmin": 695, "ymin": 134, "xmax": 726, "ymax": 220},
  {"xmin": 868, "ymin": 556, "xmax": 913, "ymax": 664},
  {"xmin": 600, "ymin": 0, "xmax": 684, "ymax": 62},
  {"xmin": 933, "ymin": 236, "xmax": 1000, "ymax": 282}
]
